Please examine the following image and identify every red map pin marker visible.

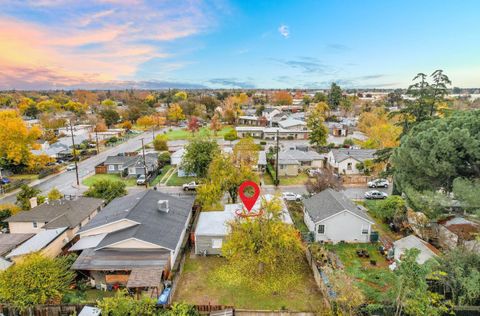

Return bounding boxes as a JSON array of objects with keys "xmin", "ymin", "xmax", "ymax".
[{"xmin": 238, "ymin": 181, "xmax": 260, "ymax": 212}]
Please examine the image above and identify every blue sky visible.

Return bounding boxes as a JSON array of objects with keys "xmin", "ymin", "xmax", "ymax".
[{"xmin": 0, "ymin": 0, "xmax": 479, "ymax": 89}]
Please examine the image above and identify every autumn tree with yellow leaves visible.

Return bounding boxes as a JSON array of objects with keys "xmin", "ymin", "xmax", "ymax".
[
  {"xmin": 167, "ymin": 103, "xmax": 185, "ymax": 122},
  {"xmin": 0, "ymin": 110, "xmax": 42, "ymax": 169}
]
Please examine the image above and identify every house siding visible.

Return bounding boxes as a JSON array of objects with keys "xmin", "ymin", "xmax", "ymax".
[
  {"xmin": 194, "ymin": 235, "xmax": 226, "ymax": 255},
  {"xmin": 278, "ymin": 164, "xmax": 298, "ymax": 177},
  {"xmin": 80, "ymin": 219, "xmax": 138, "ymax": 237},
  {"xmin": 8, "ymin": 221, "xmax": 45, "ymax": 234},
  {"xmin": 314, "ymin": 211, "xmax": 371, "ymax": 243}
]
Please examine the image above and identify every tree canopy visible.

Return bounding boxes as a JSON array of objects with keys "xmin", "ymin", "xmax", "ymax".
[
  {"xmin": 84, "ymin": 179, "xmax": 127, "ymax": 203},
  {"xmin": 181, "ymin": 138, "xmax": 220, "ymax": 179},
  {"xmin": 0, "ymin": 253, "xmax": 75, "ymax": 311},
  {"xmin": 392, "ymin": 110, "xmax": 480, "ymax": 214},
  {"xmin": 219, "ymin": 196, "xmax": 304, "ymax": 293}
]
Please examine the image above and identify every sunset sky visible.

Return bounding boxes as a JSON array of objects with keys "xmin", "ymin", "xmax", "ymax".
[{"xmin": 1, "ymin": 0, "xmax": 479, "ymax": 90}]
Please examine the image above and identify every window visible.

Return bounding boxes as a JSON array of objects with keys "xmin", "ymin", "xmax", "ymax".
[
  {"xmin": 108, "ymin": 165, "xmax": 115, "ymax": 171},
  {"xmin": 361, "ymin": 225, "xmax": 369, "ymax": 235},
  {"xmin": 33, "ymin": 222, "xmax": 37, "ymax": 228},
  {"xmin": 317, "ymin": 224, "xmax": 325, "ymax": 234},
  {"xmin": 212, "ymin": 238, "xmax": 223, "ymax": 249},
  {"xmin": 347, "ymin": 162, "xmax": 352, "ymax": 170}
]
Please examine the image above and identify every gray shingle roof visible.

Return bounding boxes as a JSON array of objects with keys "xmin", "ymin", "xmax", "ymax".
[
  {"xmin": 80, "ymin": 190, "xmax": 194, "ymax": 250},
  {"xmin": 330, "ymin": 149, "xmax": 376, "ymax": 163},
  {"xmin": 278, "ymin": 118, "xmax": 306, "ymax": 129},
  {"xmin": 278, "ymin": 149, "xmax": 322, "ymax": 165},
  {"xmin": 0, "ymin": 233, "xmax": 34, "ymax": 256},
  {"xmin": 6, "ymin": 197, "xmax": 104, "ymax": 229},
  {"xmin": 304, "ymin": 189, "xmax": 372, "ymax": 223}
]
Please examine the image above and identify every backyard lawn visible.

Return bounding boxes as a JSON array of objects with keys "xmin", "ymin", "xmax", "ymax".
[
  {"xmin": 173, "ymin": 256, "xmax": 325, "ymax": 312},
  {"xmin": 264, "ymin": 172, "xmax": 309, "ymax": 185},
  {"xmin": 163, "ymin": 126, "xmax": 234, "ymax": 140},
  {"xmin": 82, "ymin": 174, "xmax": 137, "ymax": 187},
  {"xmin": 323, "ymin": 243, "xmax": 397, "ymax": 303},
  {"xmin": 361, "ymin": 200, "xmax": 403, "ymax": 241},
  {"xmin": 166, "ymin": 172, "xmax": 196, "ymax": 186}
]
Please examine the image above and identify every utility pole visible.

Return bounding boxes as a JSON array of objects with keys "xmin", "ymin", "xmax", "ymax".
[
  {"xmin": 141, "ymin": 138, "xmax": 148, "ymax": 188},
  {"xmin": 95, "ymin": 129, "xmax": 100, "ymax": 154},
  {"xmin": 275, "ymin": 129, "xmax": 279, "ymax": 186},
  {"xmin": 69, "ymin": 119, "xmax": 80, "ymax": 187}
]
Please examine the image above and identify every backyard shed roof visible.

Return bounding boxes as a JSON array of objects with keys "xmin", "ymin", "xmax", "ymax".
[{"xmin": 393, "ymin": 235, "xmax": 439, "ymax": 264}]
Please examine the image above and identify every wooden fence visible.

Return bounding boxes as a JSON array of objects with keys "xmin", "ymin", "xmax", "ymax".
[
  {"xmin": 304, "ymin": 248, "xmax": 332, "ymax": 309},
  {"xmin": 0, "ymin": 304, "xmax": 85, "ymax": 316}
]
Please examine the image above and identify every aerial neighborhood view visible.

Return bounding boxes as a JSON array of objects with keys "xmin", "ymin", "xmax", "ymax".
[{"xmin": 0, "ymin": 1, "xmax": 479, "ymax": 315}]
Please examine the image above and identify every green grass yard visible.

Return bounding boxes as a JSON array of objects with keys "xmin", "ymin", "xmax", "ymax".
[
  {"xmin": 82, "ymin": 174, "xmax": 137, "ymax": 187},
  {"xmin": 324, "ymin": 243, "xmax": 397, "ymax": 303},
  {"xmin": 166, "ymin": 171, "xmax": 196, "ymax": 186},
  {"xmin": 163, "ymin": 126, "xmax": 233, "ymax": 141},
  {"xmin": 173, "ymin": 256, "xmax": 325, "ymax": 311},
  {"xmin": 264, "ymin": 172, "xmax": 309, "ymax": 185}
]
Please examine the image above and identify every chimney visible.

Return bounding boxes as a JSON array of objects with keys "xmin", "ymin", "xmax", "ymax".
[
  {"xmin": 29, "ymin": 197, "xmax": 38, "ymax": 208},
  {"xmin": 158, "ymin": 200, "xmax": 169, "ymax": 213}
]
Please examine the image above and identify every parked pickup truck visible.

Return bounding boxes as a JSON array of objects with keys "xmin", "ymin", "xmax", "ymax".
[{"xmin": 182, "ymin": 181, "xmax": 199, "ymax": 191}]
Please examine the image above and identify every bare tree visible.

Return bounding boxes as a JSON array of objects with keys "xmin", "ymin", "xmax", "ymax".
[{"xmin": 305, "ymin": 168, "xmax": 343, "ymax": 194}]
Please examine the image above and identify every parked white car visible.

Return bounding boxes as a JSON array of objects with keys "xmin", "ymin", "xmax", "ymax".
[
  {"xmin": 136, "ymin": 175, "xmax": 147, "ymax": 185},
  {"xmin": 282, "ymin": 192, "xmax": 302, "ymax": 201},
  {"xmin": 368, "ymin": 178, "xmax": 389, "ymax": 188},
  {"xmin": 364, "ymin": 190, "xmax": 388, "ymax": 200},
  {"xmin": 66, "ymin": 164, "xmax": 76, "ymax": 171},
  {"xmin": 182, "ymin": 181, "xmax": 199, "ymax": 191}
]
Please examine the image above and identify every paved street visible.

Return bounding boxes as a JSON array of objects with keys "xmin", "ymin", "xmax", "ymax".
[{"xmin": 0, "ymin": 129, "xmax": 170, "ymax": 204}]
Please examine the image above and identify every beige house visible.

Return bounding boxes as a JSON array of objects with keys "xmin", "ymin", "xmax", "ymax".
[
  {"xmin": 327, "ymin": 148, "xmax": 376, "ymax": 175},
  {"xmin": 5, "ymin": 197, "xmax": 103, "ymax": 261},
  {"xmin": 277, "ymin": 149, "xmax": 324, "ymax": 176}
]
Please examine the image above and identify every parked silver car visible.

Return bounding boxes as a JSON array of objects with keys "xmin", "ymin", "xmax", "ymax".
[
  {"xmin": 282, "ymin": 192, "xmax": 302, "ymax": 201},
  {"xmin": 368, "ymin": 178, "xmax": 389, "ymax": 188},
  {"xmin": 364, "ymin": 190, "xmax": 388, "ymax": 200}
]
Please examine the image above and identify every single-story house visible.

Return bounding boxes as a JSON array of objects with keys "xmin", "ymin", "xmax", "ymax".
[
  {"xmin": 327, "ymin": 122, "xmax": 349, "ymax": 137},
  {"xmin": 103, "ymin": 152, "xmax": 158, "ymax": 177},
  {"xmin": 303, "ymin": 189, "xmax": 374, "ymax": 243},
  {"xmin": 238, "ymin": 115, "xmax": 263, "ymax": 126},
  {"xmin": 195, "ymin": 195, "xmax": 292, "ymax": 255},
  {"xmin": 277, "ymin": 149, "xmax": 324, "ymax": 176},
  {"xmin": 393, "ymin": 235, "xmax": 439, "ymax": 264},
  {"xmin": 436, "ymin": 216, "xmax": 480, "ymax": 253},
  {"xmin": 235, "ymin": 126, "xmax": 265, "ymax": 138},
  {"xmin": 5, "ymin": 197, "xmax": 103, "ymax": 260},
  {"xmin": 326, "ymin": 148, "xmax": 376, "ymax": 175},
  {"xmin": 0, "ymin": 233, "xmax": 34, "ymax": 269},
  {"xmin": 71, "ymin": 190, "xmax": 194, "ymax": 285},
  {"xmin": 31, "ymin": 142, "xmax": 70, "ymax": 159},
  {"xmin": 278, "ymin": 118, "xmax": 307, "ymax": 130},
  {"xmin": 263, "ymin": 108, "xmax": 288, "ymax": 126},
  {"xmin": 263, "ymin": 127, "xmax": 310, "ymax": 140}
]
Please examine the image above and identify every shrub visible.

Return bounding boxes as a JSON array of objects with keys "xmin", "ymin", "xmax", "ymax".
[{"xmin": 153, "ymin": 135, "xmax": 168, "ymax": 151}]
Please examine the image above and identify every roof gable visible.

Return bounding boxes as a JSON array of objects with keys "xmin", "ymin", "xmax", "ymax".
[{"xmin": 304, "ymin": 189, "xmax": 372, "ymax": 223}]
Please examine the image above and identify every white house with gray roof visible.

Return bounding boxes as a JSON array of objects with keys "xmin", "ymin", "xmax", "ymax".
[
  {"xmin": 327, "ymin": 148, "xmax": 376, "ymax": 175},
  {"xmin": 71, "ymin": 190, "xmax": 194, "ymax": 285},
  {"xmin": 303, "ymin": 189, "xmax": 374, "ymax": 243}
]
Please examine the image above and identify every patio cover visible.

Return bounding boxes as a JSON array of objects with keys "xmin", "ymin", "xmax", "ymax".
[{"xmin": 126, "ymin": 267, "xmax": 163, "ymax": 288}]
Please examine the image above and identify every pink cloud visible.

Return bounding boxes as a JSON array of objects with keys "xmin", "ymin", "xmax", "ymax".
[{"xmin": 0, "ymin": 0, "xmax": 214, "ymax": 89}]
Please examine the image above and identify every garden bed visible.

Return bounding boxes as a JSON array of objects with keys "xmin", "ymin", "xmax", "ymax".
[{"xmin": 322, "ymin": 243, "xmax": 397, "ymax": 304}]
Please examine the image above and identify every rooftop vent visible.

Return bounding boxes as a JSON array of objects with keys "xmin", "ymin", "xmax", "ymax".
[{"xmin": 158, "ymin": 200, "xmax": 169, "ymax": 213}]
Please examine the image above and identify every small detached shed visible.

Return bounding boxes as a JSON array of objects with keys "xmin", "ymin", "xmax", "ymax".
[
  {"xmin": 393, "ymin": 235, "xmax": 439, "ymax": 264},
  {"xmin": 194, "ymin": 207, "xmax": 236, "ymax": 255}
]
